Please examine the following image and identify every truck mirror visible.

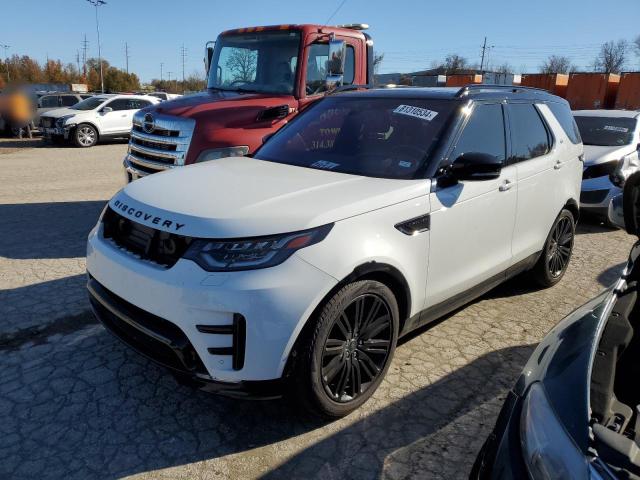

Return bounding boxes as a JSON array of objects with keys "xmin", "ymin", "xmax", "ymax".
[
  {"xmin": 204, "ymin": 41, "xmax": 215, "ymax": 75},
  {"xmin": 325, "ymin": 39, "xmax": 346, "ymax": 91}
]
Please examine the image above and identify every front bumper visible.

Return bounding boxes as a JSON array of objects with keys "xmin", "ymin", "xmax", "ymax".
[
  {"xmin": 86, "ymin": 226, "xmax": 338, "ymax": 384},
  {"xmin": 580, "ymin": 175, "xmax": 620, "ymax": 216},
  {"xmin": 42, "ymin": 125, "xmax": 73, "ymax": 139}
]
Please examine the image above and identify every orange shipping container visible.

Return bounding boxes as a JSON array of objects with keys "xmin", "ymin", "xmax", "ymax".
[
  {"xmin": 615, "ymin": 73, "xmax": 640, "ymax": 110},
  {"xmin": 565, "ymin": 73, "xmax": 620, "ymax": 110},
  {"xmin": 520, "ymin": 73, "xmax": 568, "ymax": 98},
  {"xmin": 445, "ymin": 74, "xmax": 482, "ymax": 87}
]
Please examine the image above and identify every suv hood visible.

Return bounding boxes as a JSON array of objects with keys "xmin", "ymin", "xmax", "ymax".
[
  {"xmin": 39, "ymin": 107, "xmax": 82, "ymax": 119},
  {"xmin": 583, "ymin": 144, "xmax": 634, "ymax": 166},
  {"xmin": 110, "ymin": 157, "xmax": 429, "ymax": 238}
]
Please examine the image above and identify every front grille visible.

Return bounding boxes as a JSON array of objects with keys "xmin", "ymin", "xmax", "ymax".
[
  {"xmin": 88, "ymin": 277, "xmax": 207, "ymax": 375},
  {"xmin": 127, "ymin": 112, "xmax": 195, "ymax": 175},
  {"xmin": 583, "ymin": 161, "xmax": 618, "ymax": 180},
  {"xmin": 40, "ymin": 117, "xmax": 54, "ymax": 128},
  {"xmin": 102, "ymin": 206, "xmax": 193, "ymax": 268},
  {"xmin": 580, "ymin": 189, "xmax": 610, "ymax": 204}
]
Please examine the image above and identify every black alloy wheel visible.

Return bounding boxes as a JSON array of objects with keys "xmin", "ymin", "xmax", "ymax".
[
  {"xmin": 547, "ymin": 215, "xmax": 574, "ymax": 278},
  {"xmin": 320, "ymin": 293, "xmax": 393, "ymax": 402}
]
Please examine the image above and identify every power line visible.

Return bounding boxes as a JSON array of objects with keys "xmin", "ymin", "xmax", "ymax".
[{"xmin": 324, "ymin": 0, "xmax": 348, "ymax": 25}]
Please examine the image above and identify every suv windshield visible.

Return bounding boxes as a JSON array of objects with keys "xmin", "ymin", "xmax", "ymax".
[
  {"xmin": 574, "ymin": 116, "xmax": 637, "ymax": 147},
  {"xmin": 71, "ymin": 97, "xmax": 107, "ymax": 110},
  {"xmin": 254, "ymin": 96, "xmax": 457, "ymax": 179},
  {"xmin": 207, "ymin": 31, "xmax": 300, "ymax": 95}
]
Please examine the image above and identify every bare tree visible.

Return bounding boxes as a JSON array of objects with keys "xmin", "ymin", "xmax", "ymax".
[
  {"xmin": 593, "ymin": 40, "xmax": 627, "ymax": 73},
  {"xmin": 494, "ymin": 63, "xmax": 514, "ymax": 74},
  {"xmin": 539, "ymin": 55, "xmax": 575, "ymax": 74},
  {"xmin": 634, "ymin": 34, "xmax": 640, "ymax": 61},
  {"xmin": 225, "ymin": 48, "xmax": 257, "ymax": 83},
  {"xmin": 373, "ymin": 52, "xmax": 384, "ymax": 75},
  {"xmin": 443, "ymin": 54, "xmax": 468, "ymax": 74}
]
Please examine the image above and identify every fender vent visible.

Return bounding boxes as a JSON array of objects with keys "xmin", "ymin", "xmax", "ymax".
[
  {"xmin": 197, "ymin": 314, "xmax": 246, "ymax": 370},
  {"xmin": 256, "ymin": 104, "xmax": 289, "ymax": 122}
]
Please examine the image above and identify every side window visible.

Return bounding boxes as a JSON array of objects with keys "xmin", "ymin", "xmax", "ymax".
[
  {"xmin": 60, "ymin": 96, "xmax": 78, "ymax": 107},
  {"xmin": 80, "ymin": 95, "xmax": 92, "ymax": 100},
  {"xmin": 450, "ymin": 103, "xmax": 506, "ymax": 163},
  {"xmin": 547, "ymin": 102, "xmax": 581, "ymax": 144},
  {"xmin": 509, "ymin": 104, "xmax": 551, "ymax": 162},
  {"xmin": 39, "ymin": 95, "xmax": 59, "ymax": 108},
  {"xmin": 305, "ymin": 43, "xmax": 355, "ymax": 95},
  {"xmin": 105, "ymin": 99, "xmax": 129, "ymax": 111},
  {"xmin": 127, "ymin": 99, "xmax": 152, "ymax": 109}
]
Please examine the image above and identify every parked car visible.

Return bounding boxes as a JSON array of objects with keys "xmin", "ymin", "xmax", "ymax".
[
  {"xmin": 40, "ymin": 94, "xmax": 160, "ymax": 147},
  {"xmin": 35, "ymin": 93, "xmax": 93, "ymax": 125},
  {"xmin": 573, "ymin": 110, "xmax": 640, "ymax": 221},
  {"xmin": 146, "ymin": 92, "xmax": 182, "ymax": 101},
  {"xmin": 86, "ymin": 85, "xmax": 582, "ymax": 417},
  {"xmin": 472, "ymin": 173, "xmax": 640, "ymax": 480}
]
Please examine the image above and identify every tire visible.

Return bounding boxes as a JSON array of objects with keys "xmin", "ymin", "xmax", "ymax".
[
  {"xmin": 73, "ymin": 124, "xmax": 98, "ymax": 148},
  {"xmin": 291, "ymin": 280, "xmax": 399, "ymax": 418},
  {"xmin": 530, "ymin": 209, "xmax": 575, "ymax": 287}
]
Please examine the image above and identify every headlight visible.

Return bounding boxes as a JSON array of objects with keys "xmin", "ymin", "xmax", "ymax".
[
  {"xmin": 520, "ymin": 383, "xmax": 589, "ymax": 479},
  {"xmin": 55, "ymin": 115, "xmax": 75, "ymax": 127},
  {"xmin": 195, "ymin": 146, "xmax": 249, "ymax": 163},
  {"xmin": 610, "ymin": 151, "xmax": 640, "ymax": 187},
  {"xmin": 183, "ymin": 224, "xmax": 333, "ymax": 271}
]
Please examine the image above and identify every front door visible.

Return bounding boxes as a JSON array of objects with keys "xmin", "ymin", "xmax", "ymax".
[{"xmin": 426, "ymin": 102, "xmax": 517, "ymax": 307}]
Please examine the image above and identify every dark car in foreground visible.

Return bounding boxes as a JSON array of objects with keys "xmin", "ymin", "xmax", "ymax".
[{"xmin": 472, "ymin": 172, "xmax": 640, "ymax": 479}]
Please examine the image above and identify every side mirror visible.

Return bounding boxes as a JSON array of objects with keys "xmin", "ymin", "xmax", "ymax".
[
  {"xmin": 101, "ymin": 106, "xmax": 113, "ymax": 114},
  {"xmin": 325, "ymin": 39, "xmax": 346, "ymax": 91},
  {"xmin": 450, "ymin": 152, "xmax": 503, "ymax": 181},
  {"xmin": 204, "ymin": 41, "xmax": 215, "ymax": 75}
]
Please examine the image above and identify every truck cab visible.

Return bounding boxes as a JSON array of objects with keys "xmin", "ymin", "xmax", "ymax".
[{"xmin": 124, "ymin": 23, "xmax": 373, "ymax": 181}]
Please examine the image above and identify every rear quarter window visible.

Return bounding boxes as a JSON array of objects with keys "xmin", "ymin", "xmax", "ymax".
[{"xmin": 547, "ymin": 101, "xmax": 581, "ymax": 144}]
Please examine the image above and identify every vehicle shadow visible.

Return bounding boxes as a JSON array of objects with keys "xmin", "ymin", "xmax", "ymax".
[
  {"xmin": 597, "ymin": 262, "xmax": 626, "ymax": 287},
  {"xmin": 0, "ymin": 201, "xmax": 107, "ymax": 259},
  {"xmin": 0, "ymin": 309, "xmax": 534, "ymax": 479},
  {"xmin": 576, "ymin": 218, "xmax": 618, "ymax": 235}
]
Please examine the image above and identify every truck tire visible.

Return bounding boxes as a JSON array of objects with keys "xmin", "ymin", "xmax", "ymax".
[
  {"xmin": 530, "ymin": 209, "xmax": 575, "ymax": 287},
  {"xmin": 73, "ymin": 124, "xmax": 98, "ymax": 148},
  {"xmin": 291, "ymin": 280, "xmax": 399, "ymax": 418}
]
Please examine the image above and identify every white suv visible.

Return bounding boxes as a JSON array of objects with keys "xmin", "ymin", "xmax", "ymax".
[
  {"xmin": 40, "ymin": 94, "xmax": 160, "ymax": 147},
  {"xmin": 86, "ymin": 86, "xmax": 583, "ymax": 417}
]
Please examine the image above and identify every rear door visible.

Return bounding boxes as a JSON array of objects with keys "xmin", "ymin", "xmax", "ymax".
[
  {"xmin": 426, "ymin": 102, "xmax": 517, "ymax": 307},
  {"xmin": 508, "ymin": 103, "xmax": 557, "ymax": 264}
]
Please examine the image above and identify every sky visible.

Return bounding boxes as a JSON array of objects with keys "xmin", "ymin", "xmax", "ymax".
[{"xmin": 1, "ymin": 0, "xmax": 639, "ymax": 83}]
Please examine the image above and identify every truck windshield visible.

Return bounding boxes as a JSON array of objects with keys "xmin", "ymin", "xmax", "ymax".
[
  {"xmin": 208, "ymin": 31, "xmax": 301, "ymax": 95},
  {"xmin": 254, "ymin": 96, "xmax": 457, "ymax": 179},
  {"xmin": 574, "ymin": 116, "xmax": 637, "ymax": 147}
]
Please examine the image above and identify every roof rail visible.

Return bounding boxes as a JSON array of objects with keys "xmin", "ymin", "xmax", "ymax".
[{"xmin": 455, "ymin": 84, "xmax": 550, "ymax": 97}]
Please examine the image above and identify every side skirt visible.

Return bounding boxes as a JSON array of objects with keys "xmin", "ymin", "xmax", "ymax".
[{"xmin": 400, "ymin": 251, "xmax": 541, "ymax": 337}]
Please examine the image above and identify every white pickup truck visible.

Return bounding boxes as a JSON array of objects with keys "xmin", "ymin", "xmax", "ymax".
[{"xmin": 40, "ymin": 94, "xmax": 160, "ymax": 147}]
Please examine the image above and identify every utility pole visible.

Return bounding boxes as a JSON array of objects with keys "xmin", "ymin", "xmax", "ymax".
[
  {"xmin": 160, "ymin": 62, "xmax": 164, "ymax": 82},
  {"xmin": 480, "ymin": 37, "xmax": 487, "ymax": 73},
  {"xmin": 86, "ymin": 0, "xmax": 107, "ymax": 93},
  {"xmin": 1, "ymin": 44, "xmax": 10, "ymax": 82},
  {"xmin": 124, "ymin": 42, "xmax": 130, "ymax": 74},
  {"xmin": 167, "ymin": 71, "xmax": 173, "ymax": 92},
  {"xmin": 180, "ymin": 45, "xmax": 187, "ymax": 92},
  {"xmin": 76, "ymin": 50, "xmax": 81, "ymax": 77},
  {"xmin": 81, "ymin": 34, "xmax": 89, "ymax": 78}
]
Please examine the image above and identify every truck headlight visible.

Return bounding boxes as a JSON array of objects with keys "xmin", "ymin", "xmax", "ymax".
[
  {"xmin": 55, "ymin": 115, "xmax": 75, "ymax": 127},
  {"xmin": 610, "ymin": 152, "xmax": 640, "ymax": 188},
  {"xmin": 520, "ymin": 383, "xmax": 589, "ymax": 479},
  {"xmin": 183, "ymin": 224, "xmax": 332, "ymax": 271},
  {"xmin": 195, "ymin": 146, "xmax": 249, "ymax": 163}
]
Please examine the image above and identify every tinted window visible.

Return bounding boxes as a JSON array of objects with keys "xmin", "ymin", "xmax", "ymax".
[
  {"xmin": 254, "ymin": 97, "xmax": 457, "ymax": 179},
  {"xmin": 39, "ymin": 95, "xmax": 59, "ymax": 108},
  {"xmin": 547, "ymin": 102, "xmax": 581, "ymax": 144},
  {"xmin": 509, "ymin": 104, "xmax": 550, "ymax": 162},
  {"xmin": 80, "ymin": 95, "xmax": 92, "ymax": 100},
  {"xmin": 71, "ymin": 97, "xmax": 107, "ymax": 110},
  {"xmin": 126, "ymin": 99, "xmax": 151, "ymax": 109},
  {"xmin": 60, "ymin": 95, "xmax": 79, "ymax": 107},
  {"xmin": 574, "ymin": 116, "xmax": 637, "ymax": 147},
  {"xmin": 450, "ymin": 103, "xmax": 506, "ymax": 163},
  {"xmin": 306, "ymin": 43, "xmax": 355, "ymax": 95},
  {"xmin": 105, "ymin": 99, "xmax": 130, "ymax": 111}
]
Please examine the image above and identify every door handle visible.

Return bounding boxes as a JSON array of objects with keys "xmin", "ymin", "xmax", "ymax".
[
  {"xmin": 499, "ymin": 180, "xmax": 513, "ymax": 192},
  {"xmin": 554, "ymin": 160, "xmax": 562, "ymax": 170}
]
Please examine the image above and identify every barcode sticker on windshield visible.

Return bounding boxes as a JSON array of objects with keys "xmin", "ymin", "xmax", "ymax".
[
  {"xmin": 603, "ymin": 125, "xmax": 629, "ymax": 133},
  {"xmin": 393, "ymin": 105, "xmax": 439, "ymax": 122}
]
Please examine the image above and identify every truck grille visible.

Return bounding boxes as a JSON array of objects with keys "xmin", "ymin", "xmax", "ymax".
[
  {"xmin": 102, "ymin": 206, "xmax": 193, "ymax": 268},
  {"xmin": 127, "ymin": 112, "xmax": 195, "ymax": 175}
]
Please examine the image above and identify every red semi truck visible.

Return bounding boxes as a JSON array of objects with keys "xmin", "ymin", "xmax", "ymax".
[{"xmin": 124, "ymin": 23, "xmax": 374, "ymax": 181}]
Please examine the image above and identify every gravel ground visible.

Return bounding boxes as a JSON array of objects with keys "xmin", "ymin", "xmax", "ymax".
[{"xmin": 0, "ymin": 137, "xmax": 635, "ymax": 479}]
